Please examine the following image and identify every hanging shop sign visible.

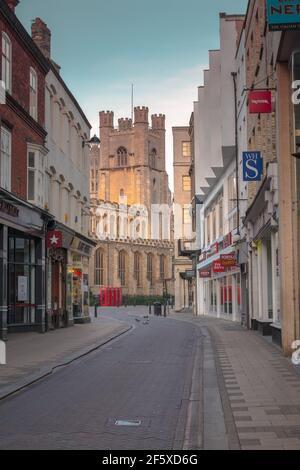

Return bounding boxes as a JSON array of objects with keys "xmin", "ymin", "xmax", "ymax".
[
  {"xmin": 199, "ymin": 268, "xmax": 211, "ymax": 279},
  {"xmin": 222, "ymin": 232, "xmax": 232, "ymax": 249},
  {"xmin": 220, "ymin": 253, "xmax": 237, "ymax": 268},
  {"xmin": 249, "ymin": 90, "xmax": 272, "ymax": 114},
  {"xmin": 242, "ymin": 152, "xmax": 263, "ymax": 182},
  {"xmin": 46, "ymin": 230, "xmax": 63, "ymax": 249},
  {"xmin": 267, "ymin": 0, "xmax": 300, "ymax": 31},
  {"xmin": 213, "ymin": 260, "xmax": 225, "ymax": 273}
]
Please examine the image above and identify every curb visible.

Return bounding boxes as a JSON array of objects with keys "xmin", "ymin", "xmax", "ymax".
[{"xmin": 0, "ymin": 324, "xmax": 133, "ymax": 402}]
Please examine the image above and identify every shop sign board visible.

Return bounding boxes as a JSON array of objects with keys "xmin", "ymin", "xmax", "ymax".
[
  {"xmin": 47, "ymin": 231, "xmax": 62, "ymax": 249},
  {"xmin": 243, "ymin": 152, "xmax": 263, "ymax": 182},
  {"xmin": 17, "ymin": 276, "xmax": 28, "ymax": 302},
  {"xmin": 221, "ymin": 253, "xmax": 237, "ymax": 267},
  {"xmin": 267, "ymin": 0, "xmax": 300, "ymax": 31},
  {"xmin": 213, "ymin": 260, "xmax": 225, "ymax": 273},
  {"xmin": 223, "ymin": 233, "xmax": 232, "ymax": 249},
  {"xmin": 199, "ymin": 268, "xmax": 211, "ymax": 279},
  {"xmin": 249, "ymin": 90, "xmax": 272, "ymax": 114}
]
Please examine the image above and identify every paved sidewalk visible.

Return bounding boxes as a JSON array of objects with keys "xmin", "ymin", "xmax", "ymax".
[
  {"xmin": 0, "ymin": 312, "xmax": 131, "ymax": 400},
  {"xmin": 171, "ymin": 311, "xmax": 300, "ymax": 450}
]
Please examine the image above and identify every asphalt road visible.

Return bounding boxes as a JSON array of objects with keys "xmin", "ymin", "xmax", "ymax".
[{"xmin": 0, "ymin": 310, "xmax": 200, "ymax": 450}]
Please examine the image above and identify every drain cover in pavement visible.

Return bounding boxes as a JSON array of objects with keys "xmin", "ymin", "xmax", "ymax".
[{"xmin": 115, "ymin": 419, "xmax": 142, "ymax": 427}]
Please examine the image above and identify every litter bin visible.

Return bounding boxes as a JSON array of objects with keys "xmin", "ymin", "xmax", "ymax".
[{"xmin": 153, "ymin": 302, "xmax": 162, "ymax": 317}]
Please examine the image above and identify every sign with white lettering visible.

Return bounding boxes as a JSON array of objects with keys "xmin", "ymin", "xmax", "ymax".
[
  {"xmin": 267, "ymin": 0, "xmax": 300, "ymax": 31},
  {"xmin": 242, "ymin": 152, "xmax": 263, "ymax": 182},
  {"xmin": 17, "ymin": 276, "xmax": 28, "ymax": 302}
]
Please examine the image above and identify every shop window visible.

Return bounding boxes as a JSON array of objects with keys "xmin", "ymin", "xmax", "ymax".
[
  {"xmin": 95, "ymin": 248, "xmax": 104, "ymax": 286},
  {"xmin": 8, "ymin": 235, "xmax": 36, "ymax": 325},
  {"xmin": 0, "ymin": 126, "xmax": 11, "ymax": 190},
  {"xmin": 27, "ymin": 149, "xmax": 45, "ymax": 207}
]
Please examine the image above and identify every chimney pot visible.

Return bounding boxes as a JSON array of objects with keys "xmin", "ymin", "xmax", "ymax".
[{"xmin": 31, "ymin": 17, "xmax": 51, "ymax": 59}]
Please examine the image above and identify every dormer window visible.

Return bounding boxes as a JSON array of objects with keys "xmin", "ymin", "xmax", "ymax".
[{"xmin": 117, "ymin": 147, "xmax": 128, "ymax": 167}]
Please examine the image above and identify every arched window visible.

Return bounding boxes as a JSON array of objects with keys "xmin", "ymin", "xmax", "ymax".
[
  {"xmin": 118, "ymin": 250, "xmax": 126, "ymax": 286},
  {"xmin": 147, "ymin": 253, "xmax": 154, "ymax": 286},
  {"xmin": 117, "ymin": 147, "xmax": 128, "ymax": 167},
  {"xmin": 2, "ymin": 32, "xmax": 11, "ymax": 93},
  {"xmin": 159, "ymin": 255, "xmax": 165, "ymax": 281},
  {"xmin": 150, "ymin": 148, "xmax": 157, "ymax": 169},
  {"xmin": 95, "ymin": 249, "xmax": 104, "ymax": 286},
  {"xmin": 134, "ymin": 252, "xmax": 141, "ymax": 287}
]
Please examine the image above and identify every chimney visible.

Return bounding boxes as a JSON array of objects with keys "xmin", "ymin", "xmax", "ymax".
[
  {"xmin": 6, "ymin": 0, "xmax": 19, "ymax": 12},
  {"xmin": 31, "ymin": 18, "xmax": 51, "ymax": 59}
]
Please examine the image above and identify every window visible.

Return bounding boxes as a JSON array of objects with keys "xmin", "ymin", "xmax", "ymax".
[
  {"xmin": 117, "ymin": 147, "xmax": 128, "ymax": 167},
  {"xmin": 0, "ymin": 127, "xmax": 11, "ymax": 190},
  {"xmin": 118, "ymin": 250, "xmax": 126, "ymax": 286},
  {"xmin": 8, "ymin": 236, "xmax": 36, "ymax": 325},
  {"xmin": 159, "ymin": 255, "xmax": 165, "ymax": 281},
  {"xmin": 183, "ymin": 207, "xmax": 191, "ymax": 225},
  {"xmin": 134, "ymin": 252, "xmax": 141, "ymax": 287},
  {"xmin": 182, "ymin": 141, "xmax": 191, "ymax": 158},
  {"xmin": 95, "ymin": 249, "xmax": 104, "ymax": 286},
  {"xmin": 147, "ymin": 253, "xmax": 154, "ymax": 286},
  {"xmin": 30, "ymin": 68, "xmax": 38, "ymax": 120},
  {"xmin": 2, "ymin": 33, "xmax": 11, "ymax": 93},
  {"xmin": 27, "ymin": 150, "xmax": 45, "ymax": 207},
  {"xmin": 228, "ymin": 171, "xmax": 237, "ymax": 212},
  {"xmin": 150, "ymin": 148, "xmax": 157, "ymax": 168},
  {"xmin": 182, "ymin": 176, "xmax": 191, "ymax": 192}
]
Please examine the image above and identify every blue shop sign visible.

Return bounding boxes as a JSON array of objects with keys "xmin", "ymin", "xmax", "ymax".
[
  {"xmin": 242, "ymin": 152, "xmax": 263, "ymax": 182},
  {"xmin": 267, "ymin": 0, "xmax": 300, "ymax": 31}
]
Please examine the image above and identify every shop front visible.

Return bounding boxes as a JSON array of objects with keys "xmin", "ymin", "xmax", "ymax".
[
  {"xmin": 0, "ymin": 189, "xmax": 49, "ymax": 340},
  {"xmin": 45, "ymin": 225, "xmax": 95, "ymax": 327},
  {"xmin": 197, "ymin": 235, "xmax": 242, "ymax": 322}
]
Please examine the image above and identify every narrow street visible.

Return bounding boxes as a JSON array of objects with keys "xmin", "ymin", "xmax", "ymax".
[{"xmin": 0, "ymin": 311, "xmax": 201, "ymax": 450}]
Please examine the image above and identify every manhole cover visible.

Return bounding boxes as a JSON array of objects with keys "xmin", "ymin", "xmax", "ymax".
[{"xmin": 115, "ymin": 419, "xmax": 142, "ymax": 427}]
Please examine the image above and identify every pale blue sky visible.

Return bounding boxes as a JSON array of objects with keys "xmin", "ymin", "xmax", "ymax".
[{"xmin": 17, "ymin": 0, "xmax": 248, "ymax": 188}]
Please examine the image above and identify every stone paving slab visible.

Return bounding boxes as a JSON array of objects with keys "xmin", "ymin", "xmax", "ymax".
[
  {"xmin": 170, "ymin": 311, "xmax": 300, "ymax": 450},
  {"xmin": 0, "ymin": 313, "xmax": 131, "ymax": 400}
]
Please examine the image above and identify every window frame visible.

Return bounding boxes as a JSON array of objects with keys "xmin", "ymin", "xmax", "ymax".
[
  {"xmin": 29, "ymin": 67, "xmax": 38, "ymax": 121},
  {"xmin": 0, "ymin": 126, "xmax": 11, "ymax": 191},
  {"xmin": 2, "ymin": 32, "xmax": 12, "ymax": 94}
]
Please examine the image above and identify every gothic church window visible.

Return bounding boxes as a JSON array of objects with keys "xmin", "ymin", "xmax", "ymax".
[
  {"xmin": 95, "ymin": 249, "xmax": 104, "ymax": 286},
  {"xmin": 117, "ymin": 147, "xmax": 128, "ymax": 167},
  {"xmin": 150, "ymin": 148, "xmax": 157, "ymax": 169},
  {"xmin": 118, "ymin": 250, "xmax": 126, "ymax": 286}
]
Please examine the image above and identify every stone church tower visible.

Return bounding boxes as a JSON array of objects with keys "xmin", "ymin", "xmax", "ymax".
[
  {"xmin": 89, "ymin": 107, "xmax": 174, "ymax": 300},
  {"xmin": 98, "ymin": 107, "xmax": 169, "ymax": 210}
]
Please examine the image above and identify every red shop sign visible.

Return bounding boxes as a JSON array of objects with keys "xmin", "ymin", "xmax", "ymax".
[
  {"xmin": 223, "ymin": 232, "xmax": 232, "ymax": 249},
  {"xmin": 213, "ymin": 260, "xmax": 225, "ymax": 273},
  {"xmin": 199, "ymin": 268, "xmax": 211, "ymax": 279},
  {"xmin": 249, "ymin": 90, "xmax": 272, "ymax": 114},
  {"xmin": 46, "ymin": 231, "xmax": 62, "ymax": 249},
  {"xmin": 220, "ymin": 253, "xmax": 237, "ymax": 267}
]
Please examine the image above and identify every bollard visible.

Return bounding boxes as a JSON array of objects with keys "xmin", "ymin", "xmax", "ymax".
[
  {"xmin": 164, "ymin": 303, "xmax": 167, "ymax": 317},
  {"xmin": 149, "ymin": 303, "xmax": 152, "ymax": 315},
  {"xmin": 94, "ymin": 304, "xmax": 98, "ymax": 318}
]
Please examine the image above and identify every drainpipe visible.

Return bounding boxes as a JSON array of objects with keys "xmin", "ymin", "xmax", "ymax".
[{"xmin": 232, "ymin": 72, "xmax": 240, "ymax": 236}]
